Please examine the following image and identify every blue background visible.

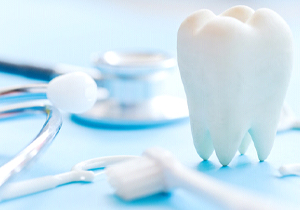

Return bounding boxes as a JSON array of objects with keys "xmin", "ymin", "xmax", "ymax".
[{"xmin": 0, "ymin": 0, "xmax": 300, "ymax": 209}]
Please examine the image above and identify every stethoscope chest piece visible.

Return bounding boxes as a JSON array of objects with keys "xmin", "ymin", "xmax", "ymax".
[{"xmin": 72, "ymin": 50, "xmax": 189, "ymax": 127}]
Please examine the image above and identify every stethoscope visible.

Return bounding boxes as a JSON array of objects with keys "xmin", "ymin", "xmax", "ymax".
[
  {"xmin": 0, "ymin": 50, "xmax": 189, "ymax": 190},
  {"xmin": 0, "ymin": 72, "xmax": 98, "ymax": 190},
  {"xmin": 0, "ymin": 50, "xmax": 189, "ymax": 127}
]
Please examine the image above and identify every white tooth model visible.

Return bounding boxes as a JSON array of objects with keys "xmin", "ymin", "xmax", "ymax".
[{"xmin": 177, "ymin": 5, "xmax": 293, "ymax": 166}]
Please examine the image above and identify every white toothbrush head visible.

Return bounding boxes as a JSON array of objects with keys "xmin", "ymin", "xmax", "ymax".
[
  {"xmin": 46, "ymin": 72, "xmax": 97, "ymax": 113},
  {"xmin": 105, "ymin": 148, "xmax": 178, "ymax": 201},
  {"xmin": 106, "ymin": 147, "xmax": 285, "ymax": 210},
  {"xmin": 106, "ymin": 156, "xmax": 166, "ymax": 200}
]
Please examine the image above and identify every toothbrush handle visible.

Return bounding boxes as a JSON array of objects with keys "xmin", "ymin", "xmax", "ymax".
[
  {"xmin": 0, "ymin": 175, "xmax": 62, "ymax": 200},
  {"xmin": 172, "ymin": 165, "xmax": 279, "ymax": 210},
  {"xmin": 0, "ymin": 171, "xmax": 94, "ymax": 201}
]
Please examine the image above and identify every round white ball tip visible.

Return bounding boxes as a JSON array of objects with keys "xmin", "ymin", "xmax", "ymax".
[{"xmin": 47, "ymin": 72, "xmax": 98, "ymax": 113}]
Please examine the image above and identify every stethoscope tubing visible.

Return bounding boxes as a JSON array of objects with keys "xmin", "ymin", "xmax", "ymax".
[{"xmin": 0, "ymin": 85, "xmax": 62, "ymax": 191}]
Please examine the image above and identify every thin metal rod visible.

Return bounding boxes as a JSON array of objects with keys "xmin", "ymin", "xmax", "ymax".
[
  {"xmin": 0, "ymin": 61, "xmax": 55, "ymax": 81},
  {"xmin": 0, "ymin": 60, "xmax": 103, "ymax": 84}
]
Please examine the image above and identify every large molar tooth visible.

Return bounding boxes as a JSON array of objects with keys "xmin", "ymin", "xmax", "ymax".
[{"xmin": 177, "ymin": 6, "xmax": 293, "ymax": 166}]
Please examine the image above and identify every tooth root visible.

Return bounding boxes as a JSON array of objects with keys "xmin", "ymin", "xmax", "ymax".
[
  {"xmin": 210, "ymin": 125, "xmax": 245, "ymax": 166},
  {"xmin": 249, "ymin": 123, "xmax": 277, "ymax": 161},
  {"xmin": 191, "ymin": 125, "xmax": 214, "ymax": 161},
  {"xmin": 238, "ymin": 132, "xmax": 252, "ymax": 155}
]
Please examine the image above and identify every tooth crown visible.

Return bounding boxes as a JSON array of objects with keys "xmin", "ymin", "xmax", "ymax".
[{"xmin": 177, "ymin": 6, "xmax": 293, "ymax": 166}]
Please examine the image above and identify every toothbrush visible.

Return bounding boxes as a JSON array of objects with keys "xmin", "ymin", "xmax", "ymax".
[
  {"xmin": 0, "ymin": 155, "xmax": 137, "ymax": 201},
  {"xmin": 106, "ymin": 147, "xmax": 282, "ymax": 210},
  {"xmin": 0, "ymin": 171, "xmax": 95, "ymax": 201},
  {"xmin": 0, "ymin": 147, "xmax": 288, "ymax": 209}
]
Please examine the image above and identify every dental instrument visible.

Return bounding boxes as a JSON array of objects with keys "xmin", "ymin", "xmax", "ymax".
[
  {"xmin": 0, "ymin": 50, "xmax": 189, "ymax": 127},
  {"xmin": 106, "ymin": 148, "xmax": 282, "ymax": 210},
  {"xmin": 0, "ymin": 72, "xmax": 97, "ymax": 189},
  {"xmin": 0, "ymin": 155, "xmax": 138, "ymax": 201},
  {"xmin": 0, "ymin": 147, "xmax": 283, "ymax": 210}
]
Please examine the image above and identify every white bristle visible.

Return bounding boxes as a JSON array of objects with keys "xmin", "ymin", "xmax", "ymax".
[
  {"xmin": 106, "ymin": 157, "xmax": 165, "ymax": 200},
  {"xmin": 46, "ymin": 72, "xmax": 97, "ymax": 113}
]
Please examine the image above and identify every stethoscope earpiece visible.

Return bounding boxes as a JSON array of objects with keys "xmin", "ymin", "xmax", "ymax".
[{"xmin": 47, "ymin": 72, "xmax": 98, "ymax": 114}]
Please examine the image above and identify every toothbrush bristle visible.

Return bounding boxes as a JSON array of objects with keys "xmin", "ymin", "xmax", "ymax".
[{"xmin": 106, "ymin": 157, "xmax": 165, "ymax": 200}]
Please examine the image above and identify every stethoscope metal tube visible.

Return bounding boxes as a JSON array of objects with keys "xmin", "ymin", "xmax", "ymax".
[
  {"xmin": 0, "ymin": 60, "xmax": 102, "ymax": 83},
  {"xmin": 0, "ymin": 87, "xmax": 62, "ymax": 189},
  {"xmin": 0, "ymin": 60, "xmax": 58, "ymax": 81}
]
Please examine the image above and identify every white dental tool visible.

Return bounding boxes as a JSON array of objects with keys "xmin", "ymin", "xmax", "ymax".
[
  {"xmin": 0, "ymin": 147, "xmax": 289, "ymax": 209},
  {"xmin": 0, "ymin": 72, "xmax": 97, "ymax": 190},
  {"xmin": 106, "ymin": 148, "xmax": 282, "ymax": 210},
  {"xmin": 0, "ymin": 156, "xmax": 137, "ymax": 201}
]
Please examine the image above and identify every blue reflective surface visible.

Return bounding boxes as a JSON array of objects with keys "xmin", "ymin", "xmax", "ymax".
[{"xmin": 0, "ymin": 1, "xmax": 300, "ymax": 209}]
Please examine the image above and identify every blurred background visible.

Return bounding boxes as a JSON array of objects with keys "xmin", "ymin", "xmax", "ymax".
[
  {"xmin": 0, "ymin": 0, "xmax": 299, "ymax": 109},
  {"xmin": 0, "ymin": 1, "xmax": 300, "ymax": 209}
]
